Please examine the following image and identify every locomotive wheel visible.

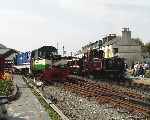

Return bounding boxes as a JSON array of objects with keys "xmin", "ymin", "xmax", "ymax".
[
  {"xmin": 109, "ymin": 72, "xmax": 115, "ymax": 79},
  {"xmin": 89, "ymin": 75, "xmax": 94, "ymax": 79}
]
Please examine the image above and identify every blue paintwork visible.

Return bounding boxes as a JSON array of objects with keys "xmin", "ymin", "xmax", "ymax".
[{"xmin": 16, "ymin": 52, "xmax": 31, "ymax": 65}]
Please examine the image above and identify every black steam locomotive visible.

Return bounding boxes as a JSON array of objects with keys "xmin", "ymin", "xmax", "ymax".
[{"xmin": 68, "ymin": 49, "xmax": 126, "ymax": 79}]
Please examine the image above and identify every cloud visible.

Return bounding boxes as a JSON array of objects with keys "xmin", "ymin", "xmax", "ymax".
[
  {"xmin": 0, "ymin": 0, "xmax": 150, "ymax": 52},
  {"xmin": 0, "ymin": 15, "xmax": 49, "ymax": 51}
]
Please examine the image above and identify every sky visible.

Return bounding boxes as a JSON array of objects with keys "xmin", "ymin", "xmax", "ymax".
[{"xmin": 0, "ymin": 0, "xmax": 150, "ymax": 55}]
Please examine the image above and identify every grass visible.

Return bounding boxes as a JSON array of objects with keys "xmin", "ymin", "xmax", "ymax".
[
  {"xmin": 33, "ymin": 90, "xmax": 61, "ymax": 120},
  {"xmin": 144, "ymin": 70, "xmax": 150, "ymax": 78},
  {"xmin": 0, "ymin": 80, "xmax": 13, "ymax": 96}
]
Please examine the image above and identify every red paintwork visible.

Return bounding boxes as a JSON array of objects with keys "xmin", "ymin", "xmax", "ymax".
[
  {"xmin": 39, "ymin": 66, "xmax": 70, "ymax": 82},
  {"xmin": 81, "ymin": 50, "xmax": 104, "ymax": 74},
  {"xmin": 0, "ymin": 56, "xmax": 5, "ymax": 80},
  {"xmin": 0, "ymin": 56, "xmax": 13, "ymax": 80},
  {"xmin": 84, "ymin": 59, "xmax": 103, "ymax": 73}
]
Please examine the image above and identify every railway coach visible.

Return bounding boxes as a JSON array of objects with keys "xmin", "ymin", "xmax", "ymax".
[{"xmin": 14, "ymin": 51, "xmax": 31, "ymax": 74}]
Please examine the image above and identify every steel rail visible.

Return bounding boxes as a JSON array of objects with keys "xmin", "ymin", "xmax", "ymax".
[{"xmin": 64, "ymin": 75, "xmax": 150, "ymax": 117}]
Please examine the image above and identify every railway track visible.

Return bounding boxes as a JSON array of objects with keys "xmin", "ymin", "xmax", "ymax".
[{"xmin": 62, "ymin": 75, "xmax": 150, "ymax": 118}]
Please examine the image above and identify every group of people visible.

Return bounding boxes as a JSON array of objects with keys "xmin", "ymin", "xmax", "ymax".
[{"xmin": 132, "ymin": 62, "xmax": 149, "ymax": 77}]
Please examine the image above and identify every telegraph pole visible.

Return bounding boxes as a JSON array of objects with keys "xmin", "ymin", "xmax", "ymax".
[
  {"xmin": 63, "ymin": 46, "xmax": 64, "ymax": 57},
  {"xmin": 57, "ymin": 42, "xmax": 58, "ymax": 55},
  {"xmin": 70, "ymin": 52, "xmax": 72, "ymax": 57}
]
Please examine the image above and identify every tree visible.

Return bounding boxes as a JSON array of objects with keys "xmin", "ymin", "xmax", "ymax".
[
  {"xmin": 143, "ymin": 42, "xmax": 150, "ymax": 54},
  {"xmin": 132, "ymin": 38, "xmax": 144, "ymax": 46}
]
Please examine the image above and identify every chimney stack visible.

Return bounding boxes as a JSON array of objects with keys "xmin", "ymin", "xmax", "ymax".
[{"xmin": 122, "ymin": 28, "xmax": 131, "ymax": 42}]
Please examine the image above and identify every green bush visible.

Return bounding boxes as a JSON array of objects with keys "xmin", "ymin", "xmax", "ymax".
[
  {"xmin": 144, "ymin": 70, "xmax": 150, "ymax": 78},
  {"xmin": 0, "ymin": 80, "xmax": 13, "ymax": 96}
]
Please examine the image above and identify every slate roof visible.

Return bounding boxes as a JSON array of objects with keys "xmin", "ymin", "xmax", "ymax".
[
  {"xmin": 0, "ymin": 43, "xmax": 18, "ymax": 60},
  {"xmin": 0, "ymin": 48, "xmax": 10, "ymax": 55},
  {"xmin": 102, "ymin": 36, "xmax": 121, "ymax": 46},
  {"xmin": 102, "ymin": 36, "xmax": 141, "ymax": 46},
  {"xmin": 0, "ymin": 44, "xmax": 7, "ymax": 49}
]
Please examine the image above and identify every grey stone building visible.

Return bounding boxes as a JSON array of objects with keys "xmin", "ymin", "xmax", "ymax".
[
  {"xmin": 78, "ymin": 28, "xmax": 143, "ymax": 66},
  {"xmin": 101, "ymin": 28, "xmax": 142, "ymax": 66}
]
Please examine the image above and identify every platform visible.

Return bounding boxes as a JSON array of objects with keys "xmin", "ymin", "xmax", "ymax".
[{"xmin": 7, "ymin": 75, "xmax": 50, "ymax": 120}]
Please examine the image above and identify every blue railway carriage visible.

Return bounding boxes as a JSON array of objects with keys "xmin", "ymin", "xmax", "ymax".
[{"xmin": 14, "ymin": 51, "xmax": 31, "ymax": 74}]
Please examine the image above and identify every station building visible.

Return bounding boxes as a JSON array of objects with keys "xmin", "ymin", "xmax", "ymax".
[{"xmin": 0, "ymin": 44, "xmax": 18, "ymax": 64}]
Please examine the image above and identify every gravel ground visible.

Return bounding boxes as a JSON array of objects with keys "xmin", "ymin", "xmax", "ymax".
[{"xmin": 41, "ymin": 83, "xmax": 147, "ymax": 120}]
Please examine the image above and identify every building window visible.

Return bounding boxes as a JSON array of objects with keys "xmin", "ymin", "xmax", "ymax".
[{"xmin": 113, "ymin": 48, "xmax": 118, "ymax": 54}]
